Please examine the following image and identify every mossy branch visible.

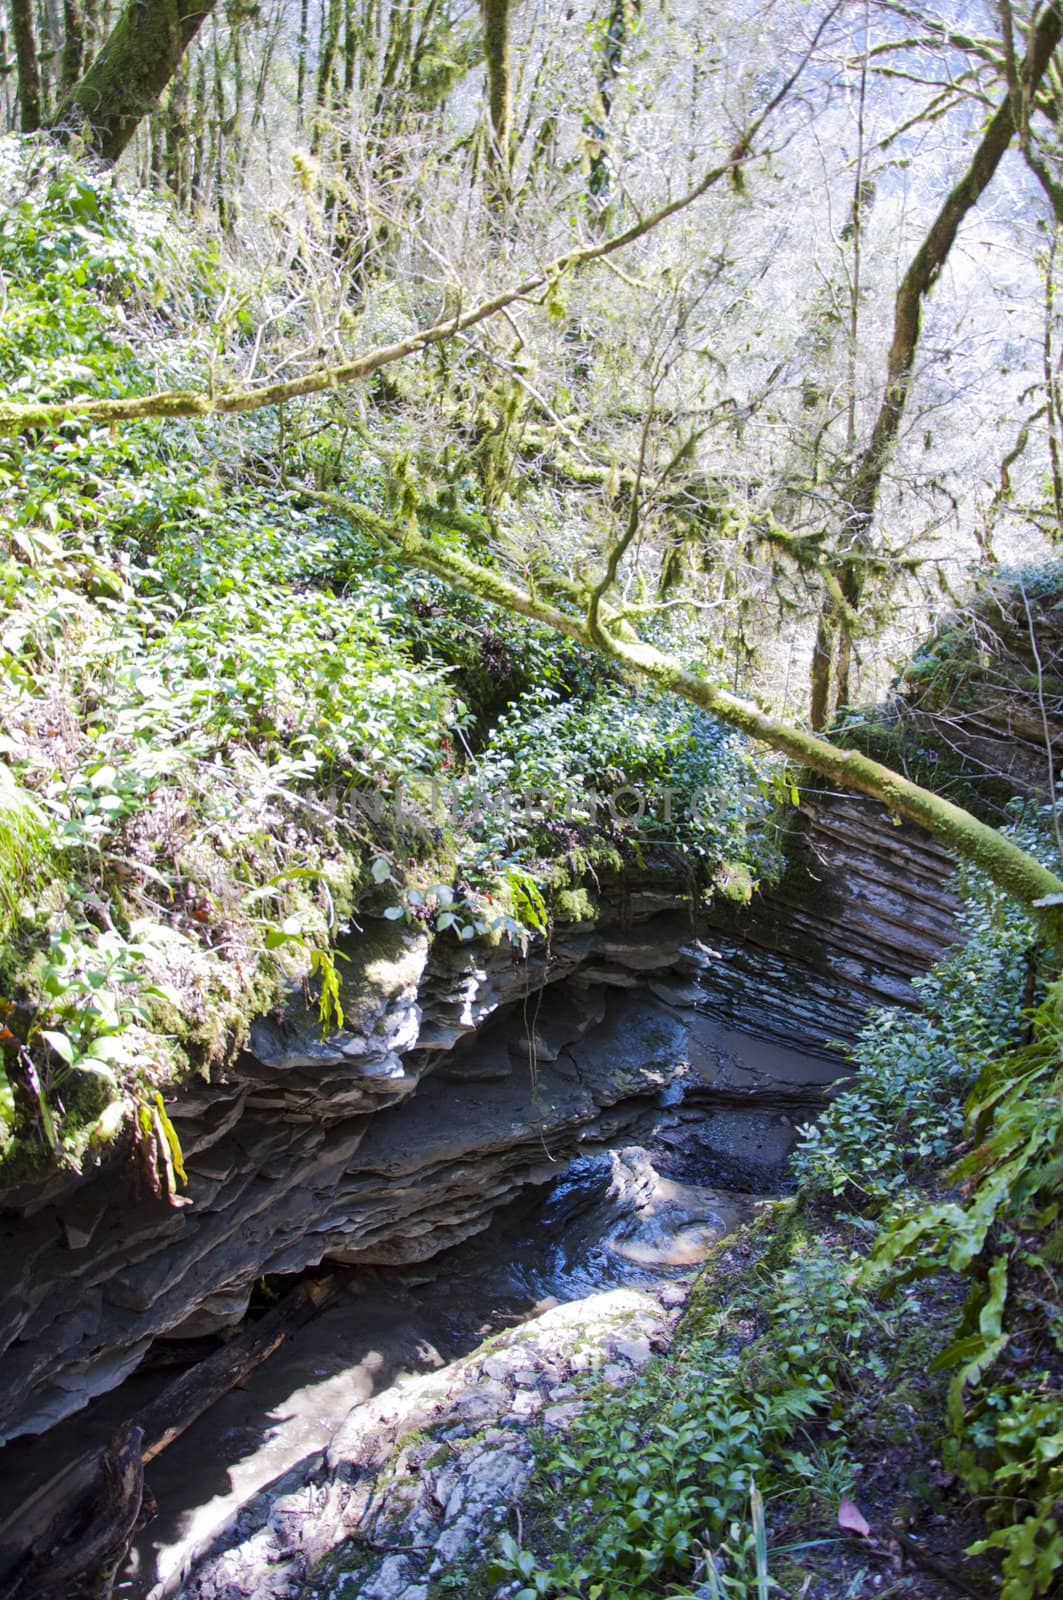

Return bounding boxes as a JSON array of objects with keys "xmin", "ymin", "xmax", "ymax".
[
  {"xmin": 519, "ymin": 424, "xmax": 862, "ymax": 631},
  {"xmin": 307, "ymin": 486, "xmax": 1063, "ymax": 943},
  {"xmin": 0, "ymin": 6, "xmax": 841, "ymax": 438}
]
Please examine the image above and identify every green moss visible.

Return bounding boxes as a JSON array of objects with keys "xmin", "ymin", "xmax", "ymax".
[
  {"xmin": 831, "ymin": 709, "xmax": 1015, "ymax": 822},
  {"xmin": 675, "ymin": 1198, "xmax": 801, "ymax": 1346},
  {"xmin": 713, "ymin": 859, "xmax": 756, "ymax": 904},
  {"xmin": 0, "ymin": 1135, "xmax": 57, "ymax": 1189},
  {"xmin": 551, "ymin": 885, "xmax": 598, "ymax": 923},
  {"xmin": 590, "ymin": 843, "xmax": 624, "ymax": 874}
]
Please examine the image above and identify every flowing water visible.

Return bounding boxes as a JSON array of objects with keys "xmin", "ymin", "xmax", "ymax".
[
  {"xmin": 122, "ymin": 1132, "xmax": 757, "ymax": 1596},
  {"xmin": 0, "ymin": 1019, "xmax": 840, "ymax": 1598}
]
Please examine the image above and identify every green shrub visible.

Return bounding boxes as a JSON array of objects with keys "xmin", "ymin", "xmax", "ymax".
[{"xmin": 466, "ymin": 682, "xmax": 775, "ymax": 883}]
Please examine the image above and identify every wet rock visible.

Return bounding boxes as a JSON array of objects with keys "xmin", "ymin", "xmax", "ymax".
[
  {"xmin": 506, "ymin": 984, "xmax": 607, "ymax": 1064},
  {"xmin": 693, "ymin": 1108, "xmax": 802, "ymax": 1188},
  {"xmin": 0, "ymin": 823, "xmax": 956, "ymax": 1449},
  {"xmin": 648, "ymin": 975, "xmax": 705, "ymax": 1008},
  {"xmin": 175, "ymin": 1287, "xmax": 674, "ymax": 1600}
]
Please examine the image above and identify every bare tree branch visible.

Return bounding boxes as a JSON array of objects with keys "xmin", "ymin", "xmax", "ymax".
[{"xmin": 0, "ymin": 3, "xmax": 843, "ymax": 437}]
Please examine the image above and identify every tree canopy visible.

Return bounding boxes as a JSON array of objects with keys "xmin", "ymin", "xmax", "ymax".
[{"xmin": 3, "ymin": 0, "xmax": 1063, "ymax": 928}]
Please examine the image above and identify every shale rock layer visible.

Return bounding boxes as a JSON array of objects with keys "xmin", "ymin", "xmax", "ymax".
[
  {"xmin": 0, "ymin": 795, "xmax": 959, "ymax": 1449},
  {"xmin": 700, "ymin": 793, "xmax": 961, "ymax": 1050}
]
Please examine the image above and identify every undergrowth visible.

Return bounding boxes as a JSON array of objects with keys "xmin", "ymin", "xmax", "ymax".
[
  {"xmin": 0, "ymin": 144, "xmax": 774, "ymax": 1186},
  {"xmin": 476, "ymin": 817, "xmax": 1062, "ymax": 1600}
]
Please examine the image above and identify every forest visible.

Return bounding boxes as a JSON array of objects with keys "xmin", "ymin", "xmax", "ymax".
[{"xmin": 1, "ymin": 0, "xmax": 1063, "ymax": 1597}]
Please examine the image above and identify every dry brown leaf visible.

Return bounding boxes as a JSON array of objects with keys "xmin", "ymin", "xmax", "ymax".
[{"xmin": 838, "ymin": 1497, "xmax": 872, "ymax": 1538}]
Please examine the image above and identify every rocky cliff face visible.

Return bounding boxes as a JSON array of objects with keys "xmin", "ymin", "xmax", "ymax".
[
  {"xmin": 0, "ymin": 796, "xmax": 960, "ymax": 1449},
  {"xmin": 0, "ymin": 879, "xmax": 700, "ymax": 1445},
  {"xmin": 699, "ymin": 792, "xmax": 961, "ymax": 1051},
  {"xmin": 896, "ymin": 569, "xmax": 1063, "ymax": 802}
]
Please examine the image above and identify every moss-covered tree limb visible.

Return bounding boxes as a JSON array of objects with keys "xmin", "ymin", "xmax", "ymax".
[
  {"xmin": 0, "ymin": 186, "xmax": 715, "ymax": 431},
  {"xmin": 0, "ymin": 6, "xmax": 840, "ymax": 438},
  {"xmin": 516, "ymin": 424, "xmax": 863, "ymax": 631},
  {"xmin": 305, "ymin": 485, "xmax": 1063, "ymax": 941}
]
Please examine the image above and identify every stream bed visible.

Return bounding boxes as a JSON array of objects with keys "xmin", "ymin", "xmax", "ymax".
[
  {"xmin": 0, "ymin": 1018, "xmax": 843, "ymax": 1599},
  {"xmin": 129, "ymin": 1132, "xmax": 756, "ymax": 1596}
]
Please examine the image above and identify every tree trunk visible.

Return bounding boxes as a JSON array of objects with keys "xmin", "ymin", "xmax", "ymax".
[
  {"xmin": 37, "ymin": 0, "xmax": 59, "ymax": 121},
  {"xmin": 585, "ymin": 0, "xmax": 637, "ymax": 229},
  {"xmin": 209, "ymin": 10, "xmax": 227, "ymax": 225},
  {"xmin": 343, "ymin": 0, "xmax": 357, "ymax": 97},
  {"xmin": 163, "ymin": 57, "xmax": 190, "ymax": 202},
  {"xmin": 481, "ymin": 0, "xmax": 511, "ymax": 207},
  {"xmin": 0, "ymin": 21, "xmax": 12, "ymax": 132},
  {"xmin": 808, "ymin": 606, "xmax": 835, "ymax": 733},
  {"xmin": 851, "ymin": 3, "xmax": 1063, "ymax": 531},
  {"xmin": 11, "ymin": 0, "xmax": 43, "ymax": 131},
  {"xmin": 82, "ymin": 0, "xmax": 99, "ymax": 57},
  {"xmin": 312, "ymin": 0, "xmax": 341, "ymax": 153},
  {"xmin": 51, "ymin": 0, "xmax": 217, "ymax": 163},
  {"xmin": 295, "ymin": 0, "xmax": 308, "ymax": 130},
  {"xmin": 59, "ymin": 0, "xmax": 84, "ymax": 95},
  {"xmin": 811, "ymin": 0, "xmax": 1063, "ymax": 728}
]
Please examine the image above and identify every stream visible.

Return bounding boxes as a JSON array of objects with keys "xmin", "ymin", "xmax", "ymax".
[{"xmin": 0, "ymin": 1019, "xmax": 842, "ymax": 1599}]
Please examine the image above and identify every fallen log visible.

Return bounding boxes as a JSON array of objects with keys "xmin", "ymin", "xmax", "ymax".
[
  {"xmin": 20, "ymin": 1422, "xmax": 146, "ymax": 1600},
  {"xmin": 0, "ymin": 1273, "xmax": 338, "ymax": 1599}
]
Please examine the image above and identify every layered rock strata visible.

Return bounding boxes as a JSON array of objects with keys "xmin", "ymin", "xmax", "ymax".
[
  {"xmin": 0, "ymin": 795, "xmax": 960, "ymax": 1452},
  {"xmin": 700, "ymin": 792, "xmax": 961, "ymax": 1050},
  {"xmin": 0, "ymin": 883, "xmax": 716, "ymax": 1446}
]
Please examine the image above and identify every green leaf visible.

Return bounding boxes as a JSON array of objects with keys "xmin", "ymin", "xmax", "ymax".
[
  {"xmin": 935, "ymin": 1256, "xmax": 1010, "ymax": 1430},
  {"xmin": 40, "ymin": 1028, "xmax": 75, "ymax": 1065},
  {"xmin": 154, "ymin": 1092, "xmax": 187, "ymax": 1185},
  {"xmin": 85, "ymin": 1034, "xmax": 129, "ymax": 1062},
  {"xmin": 77, "ymin": 1060, "xmax": 118, "ymax": 1085}
]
